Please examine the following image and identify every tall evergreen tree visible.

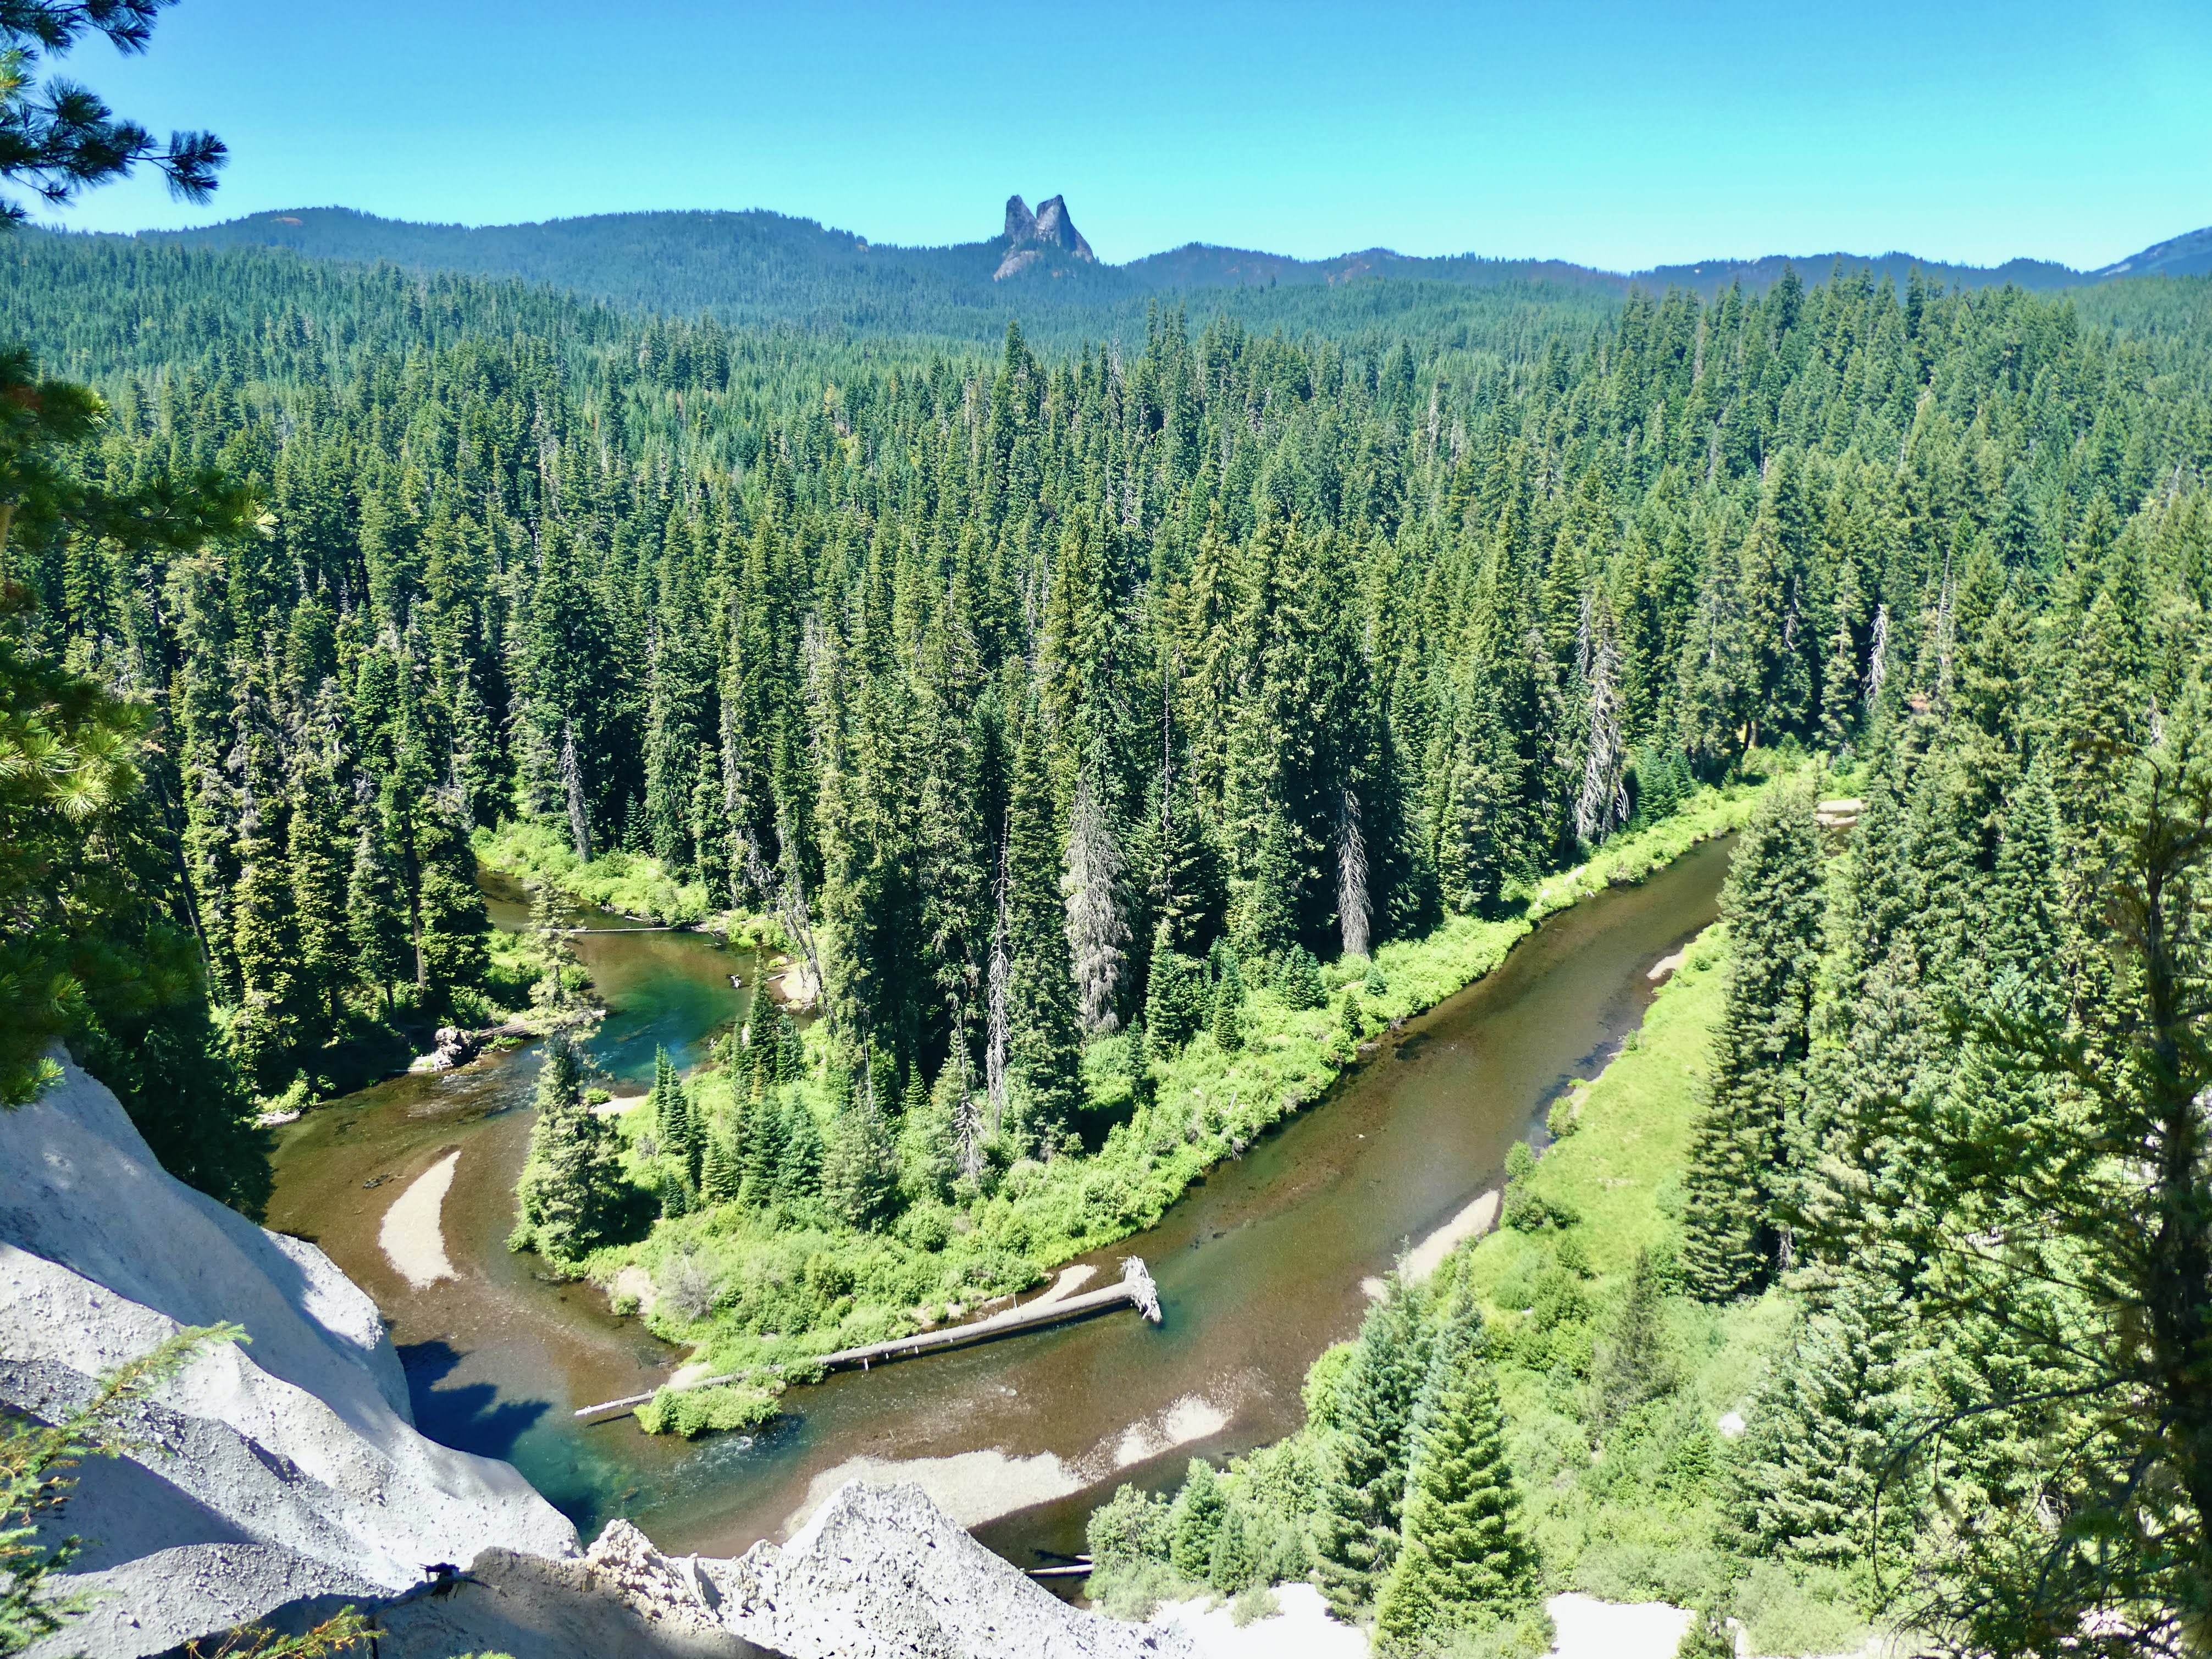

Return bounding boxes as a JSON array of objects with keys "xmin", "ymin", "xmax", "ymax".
[
  {"xmin": 1592, "ymin": 1247, "xmax": 1675, "ymax": 1425},
  {"xmin": 1730, "ymin": 1275, "xmax": 1915, "ymax": 1568},
  {"xmin": 1003, "ymin": 694, "xmax": 1082, "ymax": 1150},
  {"xmin": 1169, "ymin": 1457, "xmax": 1225, "ymax": 1582},
  {"xmin": 1682, "ymin": 783, "xmax": 1827, "ymax": 1298},
  {"xmin": 1314, "ymin": 1275, "xmax": 1431, "ymax": 1618},
  {"xmin": 1373, "ymin": 1296, "xmax": 1535, "ymax": 1651},
  {"xmin": 510, "ymin": 1032, "xmax": 639, "ymax": 1262}
]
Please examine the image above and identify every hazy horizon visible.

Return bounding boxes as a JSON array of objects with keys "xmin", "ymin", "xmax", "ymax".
[{"xmin": 102, "ymin": 196, "xmax": 2194, "ymax": 277}]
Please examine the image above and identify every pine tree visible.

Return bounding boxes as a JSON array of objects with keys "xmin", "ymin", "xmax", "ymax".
[
  {"xmin": 1731, "ymin": 1275, "xmax": 1915, "ymax": 1568},
  {"xmin": 701, "ymin": 1131, "xmax": 741, "ymax": 1205},
  {"xmin": 648, "ymin": 1046, "xmax": 701, "ymax": 1188},
  {"xmin": 1677, "ymin": 527, "xmax": 1755, "ymax": 777},
  {"xmin": 739, "ymin": 1088, "xmax": 786, "ymax": 1201},
  {"xmin": 229, "ymin": 788, "xmax": 305, "ymax": 1088},
  {"xmin": 1207, "ymin": 1503, "xmax": 1262, "ymax": 1595},
  {"xmin": 1682, "ymin": 783, "xmax": 1827, "ymax": 1299},
  {"xmin": 511, "ymin": 1032, "xmax": 640, "ymax": 1261},
  {"xmin": 1168, "ymin": 1458, "xmax": 1225, "ymax": 1581},
  {"xmin": 1818, "ymin": 562, "xmax": 1862, "ymax": 751},
  {"xmin": 1144, "ymin": 920, "xmax": 1204, "ymax": 1050},
  {"xmin": 1592, "ymin": 1248, "xmax": 1675, "ymax": 1425},
  {"xmin": 1279, "ymin": 945, "xmax": 1325, "ymax": 1011},
  {"xmin": 1373, "ymin": 1296, "xmax": 1535, "ymax": 1651},
  {"xmin": 1678, "ymin": 1608, "xmax": 1735, "ymax": 1659},
  {"xmin": 285, "ymin": 750, "xmax": 352, "ymax": 1033},
  {"xmin": 897, "ymin": 1060, "xmax": 960, "ymax": 1204},
  {"xmin": 775, "ymin": 1093, "xmax": 824, "ymax": 1204},
  {"xmin": 1211, "ymin": 975, "xmax": 1243, "ymax": 1052},
  {"xmin": 1314, "ymin": 1276, "xmax": 1431, "ymax": 1617},
  {"xmin": 1004, "ymin": 695, "xmax": 1082, "ymax": 1149},
  {"xmin": 411, "ymin": 797, "xmax": 490, "ymax": 1012},
  {"xmin": 825, "ymin": 1075, "xmax": 899, "ymax": 1230}
]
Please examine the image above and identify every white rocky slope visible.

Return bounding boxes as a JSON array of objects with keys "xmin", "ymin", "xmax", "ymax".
[
  {"xmin": 0, "ymin": 1055, "xmax": 580, "ymax": 1658},
  {"xmin": 369, "ymin": 1482, "xmax": 1186, "ymax": 1659},
  {"xmin": 1, "ymin": 1057, "xmax": 1191, "ymax": 1659},
  {"xmin": 707, "ymin": 1481, "xmax": 1186, "ymax": 1659}
]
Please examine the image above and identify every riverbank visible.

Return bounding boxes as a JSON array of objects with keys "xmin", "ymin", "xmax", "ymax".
[
  {"xmin": 578, "ymin": 775, "xmax": 1787, "ymax": 1434},
  {"xmin": 473, "ymin": 820, "xmax": 787, "ymax": 950},
  {"xmin": 1094, "ymin": 912, "xmax": 1876, "ymax": 1656},
  {"xmin": 268, "ymin": 803, "xmax": 1733, "ymax": 1558}
]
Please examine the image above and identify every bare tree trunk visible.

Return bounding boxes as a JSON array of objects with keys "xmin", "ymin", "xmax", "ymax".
[
  {"xmin": 1337, "ymin": 787, "xmax": 1369, "ymax": 959},
  {"xmin": 737, "ymin": 811, "xmax": 827, "ymax": 1032},
  {"xmin": 986, "ymin": 827, "xmax": 1011, "ymax": 1138},
  {"xmin": 1865, "ymin": 604, "xmax": 1890, "ymax": 711},
  {"xmin": 1063, "ymin": 769, "xmax": 1130, "ymax": 1033},
  {"xmin": 949, "ymin": 1043, "xmax": 985, "ymax": 1186},
  {"xmin": 561, "ymin": 717, "xmax": 593, "ymax": 861},
  {"xmin": 1575, "ymin": 612, "xmax": 1629, "ymax": 845}
]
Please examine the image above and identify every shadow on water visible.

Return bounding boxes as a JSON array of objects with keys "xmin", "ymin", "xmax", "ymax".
[
  {"xmin": 270, "ymin": 838, "xmax": 1732, "ymax": 1561},
  {"xmin": 399, "ymin": 1339, "xmax": 551, "ymax": 1464}
]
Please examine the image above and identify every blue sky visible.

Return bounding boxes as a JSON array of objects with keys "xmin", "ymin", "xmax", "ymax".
[{"xmin": 37, "ymin": 0, "xmax": 2212, "ymax": 272}]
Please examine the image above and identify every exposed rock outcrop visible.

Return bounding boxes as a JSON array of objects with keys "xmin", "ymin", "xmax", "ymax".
[
  {"xmin": 1031, "ymin": 196, "xmax": 1093, "ymax": 261},
  {"xmin": 408, "ymin": 1024, "xmax": 478, "ymax": 1072},
  {"xmin": 362, "ymin": 1530, "xmax": 781, "ymax": 1659},
  {"xmin": 0, "ymin": 1055, "xmax": 580, "ymax": 1658},
  {"xmin": 321, "ymin": 1483, "xmax": 1183, "ymax": 1659},
  {"xmin": 995, "ymin": 193, "xmax": 1095, "ymax": 280},
  {"xmin": 710, "ymin": 1481, "xmax": 1185, "ymax": 1659},
  {"xmin": 2, "ymin": 1059, "xmax": 1184, "ymax": 1659}
]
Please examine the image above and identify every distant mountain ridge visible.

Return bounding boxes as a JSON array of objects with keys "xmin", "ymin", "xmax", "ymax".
[
  {"xmin": 2092, "ymin": 223, "xmax": 2212, "ymax": 280},
  {"xmin": 114, "ymin": 196, "xmax": 2212, "ymax": 328}
]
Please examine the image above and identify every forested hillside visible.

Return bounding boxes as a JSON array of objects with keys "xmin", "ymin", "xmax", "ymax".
[
  {"xmin": 131, "ymin": 198, "xmax": 2205, "ymax": 334},
  {"xmin": 21, "ymin": 231, "xmax": 2207, "ymax": 1104},
  {"xmin": 10, "ymin": 218, "xmax": 2212, "ymax": 1645}
]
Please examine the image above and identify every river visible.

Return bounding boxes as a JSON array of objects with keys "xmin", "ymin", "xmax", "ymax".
[{"xmin": 265, "ymin": 836, "xmax": 1729, "ymax": 1568}]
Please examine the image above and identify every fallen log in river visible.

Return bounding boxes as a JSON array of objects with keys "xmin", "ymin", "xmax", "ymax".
[{"xmin": 573, "ymin": 1256, "xmax": 1163, "ymax": 1422}]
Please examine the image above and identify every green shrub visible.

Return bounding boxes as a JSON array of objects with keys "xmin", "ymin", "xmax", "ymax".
[
  {"xmin": 635, "ymin": 1381, "xmax": 779, "ymax": 1437},
  {"xmin": 1730, "ymin": 1561, "xmax": 1868, "ymax": 1656},
  {"xmin": 1090, "ymin": 1558, "xmax": 1185, "ymax": 1622},
  {"xmin": 1301, "ymin": 1341, "xmax": 1359, "ymax": 1429},
  {"xmin": 1087, "ymin": 1482, "xmax": 1175, "ymax": 1570},
  {"xmin": 1229, "ymin": 1585, "xmax": 1280, "ymax": 1627}
]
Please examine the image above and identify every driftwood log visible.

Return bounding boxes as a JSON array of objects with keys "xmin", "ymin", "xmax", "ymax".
[{"xmin": 574, "ymin": 1257, "xmax": 1163, "ymax": 1422}]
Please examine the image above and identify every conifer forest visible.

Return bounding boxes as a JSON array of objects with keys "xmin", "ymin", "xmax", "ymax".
[{"xmin": 10, "ymin": 184, "xmax": 2212, "ymax": 1651}]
